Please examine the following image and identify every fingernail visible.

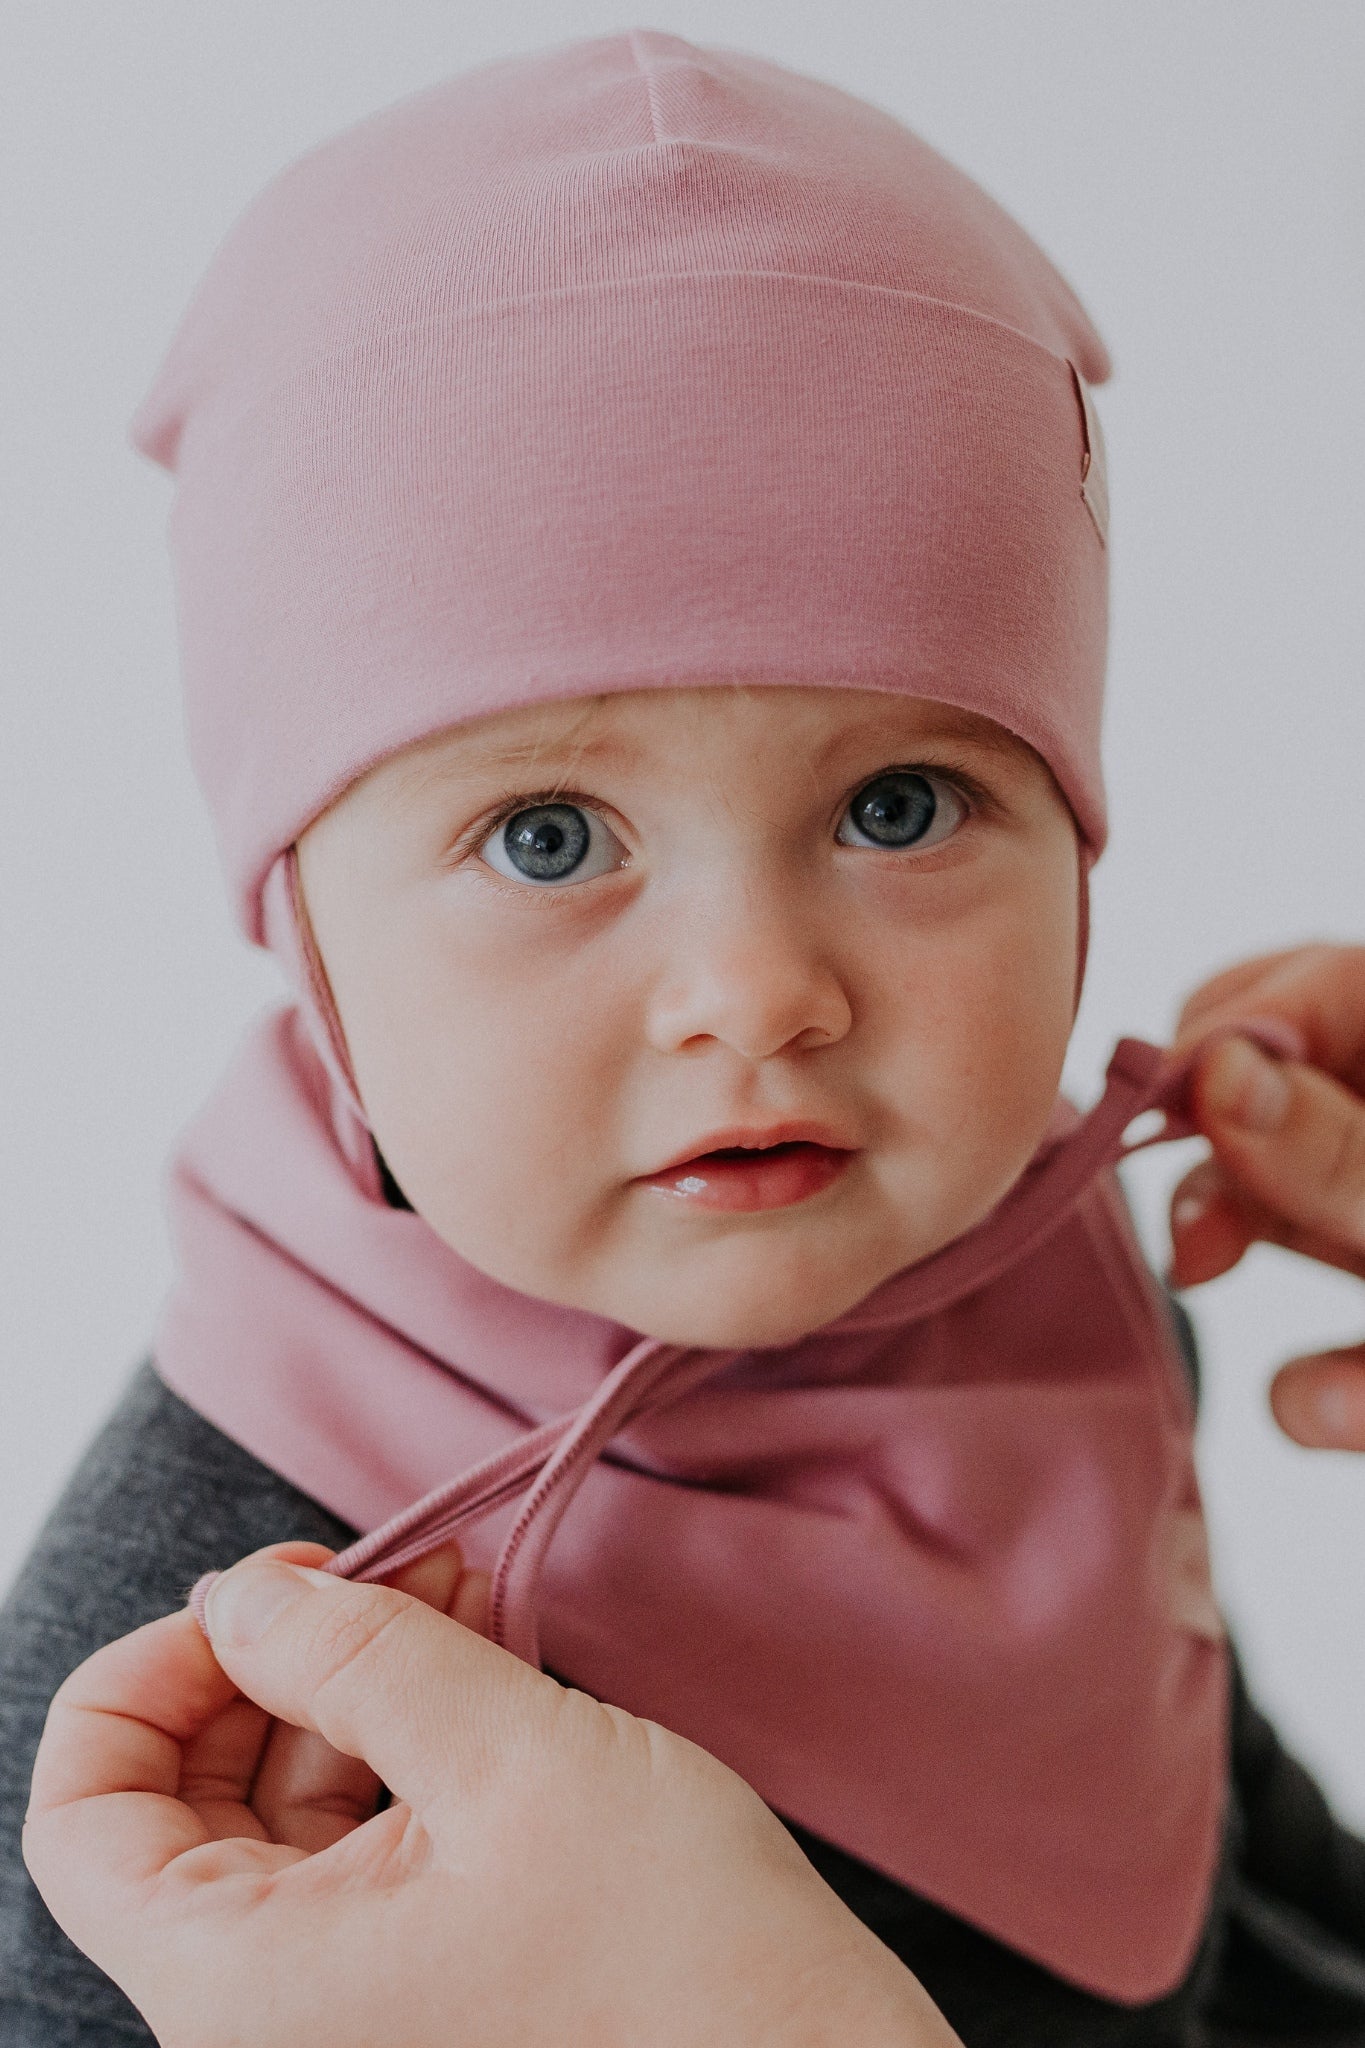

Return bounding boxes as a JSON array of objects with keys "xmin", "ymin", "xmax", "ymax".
[
  {"xmin": 1171, "ymin": 1191, "xmax": 1209, "ymax": 1233},
  {"xmin": 1204, "ymin": 1037, "xmax": 1291, "ymax": 1133},
  {"xmin": 203, "ymin": 1560, "xmax": 320, "ymax": 1649},
  {"xmin": 1311, "ymin": 1383, "xmax": 1354, "ymax": 1442}
]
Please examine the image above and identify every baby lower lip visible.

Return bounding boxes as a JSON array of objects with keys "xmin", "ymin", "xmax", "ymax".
[{"xmin": 640, "ymin": 1142, "xmax": 853, "ymax": 1212}]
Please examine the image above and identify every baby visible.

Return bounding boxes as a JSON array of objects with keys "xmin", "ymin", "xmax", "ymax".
[{"xmin": 3, "ymin": 30, "xmax": 1364, "ymax": 2048}]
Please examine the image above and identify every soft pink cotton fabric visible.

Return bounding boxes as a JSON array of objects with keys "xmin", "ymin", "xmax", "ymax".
[
  {"xmin": 134, "ymin": 29, "xmax": 1222, "ymax": 2003},
  {"xmin": 130, "ymin": 26, "xmax": 1110, "ymax": 948}
]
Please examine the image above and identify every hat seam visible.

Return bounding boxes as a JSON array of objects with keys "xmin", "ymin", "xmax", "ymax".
[{"xmin": 626, "ymin": 26, "xmax": 665, "ymax": 144}]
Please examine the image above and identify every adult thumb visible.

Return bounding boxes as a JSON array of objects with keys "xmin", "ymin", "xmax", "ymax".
[
  {"xmin": 202, "ymin": 1555, "xmax": 552, "ymax": 1814},
  {"xmin": 1190, "ymin": 1035, "xmax": 1365, "ymax": 1270}
]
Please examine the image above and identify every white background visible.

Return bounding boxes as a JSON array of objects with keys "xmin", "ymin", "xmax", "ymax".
[{"xmin": 3, "ymin": 3, "xmax": 1364, "ymax": 1813}]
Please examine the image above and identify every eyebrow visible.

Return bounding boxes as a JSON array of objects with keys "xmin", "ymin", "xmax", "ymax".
[
  {"xmin": 385, "ymin": 716, "xmax": 638, "ymax": 808},
  {"xmin": 807, "ymin": 703, "xmax": 1034, "ymax": 771},
  {"xmin": 385, "ymin": 693, "xmax": 1032, "ymax": 812}
]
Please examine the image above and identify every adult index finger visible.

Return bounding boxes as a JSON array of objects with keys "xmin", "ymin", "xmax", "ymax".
[
  {"xmin": 1188, "ymin": 1039, "xmax": 1365, "ymax": 1273},
  {"xmin": 201, "ymin": 1557, "xmax": 558, "ymax": 1817},
  {"xmin": 1175, "ymin": 945, "xmax": 1365, "ymax": 1091}
]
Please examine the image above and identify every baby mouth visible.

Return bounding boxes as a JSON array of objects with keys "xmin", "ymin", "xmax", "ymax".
[{"xmin": 638, "ymin": 1138, "xmax": 855, "ymax": 1214}]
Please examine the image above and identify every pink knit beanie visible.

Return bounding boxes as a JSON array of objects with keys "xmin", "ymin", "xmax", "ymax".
[{"xmin": 131, "ymin": 28, "xmax": 1111, "ymax": 949}]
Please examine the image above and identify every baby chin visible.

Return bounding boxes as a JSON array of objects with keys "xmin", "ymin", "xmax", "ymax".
[{"xmin": 580, "ymin": 1155, "xmax": 977, "ymax": 1351}]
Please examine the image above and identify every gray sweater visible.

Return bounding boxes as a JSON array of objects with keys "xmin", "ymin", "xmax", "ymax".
[{"xmin": 5, "ymin": 1357, "xmax": 1365, "ymax": 2046}]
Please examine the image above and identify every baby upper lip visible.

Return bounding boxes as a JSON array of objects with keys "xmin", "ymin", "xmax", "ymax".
[{"xmin": 645, "ymin": 1120, "xmax": 860, "ymax": 1176}]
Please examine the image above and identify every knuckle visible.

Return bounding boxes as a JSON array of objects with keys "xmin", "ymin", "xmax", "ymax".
[
  {"xmin": 1320, "ymin": 1114, "xmax": 1365, "ymax": 1242},
  {"xmin": 305, "ymin": 1588, "xmax": 411, "ymax": 1732}
]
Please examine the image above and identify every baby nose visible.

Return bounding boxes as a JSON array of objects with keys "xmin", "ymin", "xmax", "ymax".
[{"xmin": 644, "ymin": 896, "xmax": 853, "ymax": 1059}]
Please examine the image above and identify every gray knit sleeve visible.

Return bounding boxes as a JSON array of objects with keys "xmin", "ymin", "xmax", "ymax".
[{"xmin": 0, "ymin": 1359, "xmax": 356, "ymax": 2045}]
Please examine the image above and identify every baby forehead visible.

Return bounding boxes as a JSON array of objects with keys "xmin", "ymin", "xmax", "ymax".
[{"xmin": 381, "ymin": 686, "xmax": 1034, "ymax": 793}]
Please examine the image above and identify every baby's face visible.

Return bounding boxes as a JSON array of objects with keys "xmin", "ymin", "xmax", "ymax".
[{"xmin": 295, "ymin": 687, "xmax": 1079, "ymax": 1348}]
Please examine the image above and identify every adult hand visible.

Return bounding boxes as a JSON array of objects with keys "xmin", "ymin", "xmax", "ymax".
[
  {"xmin": 1166, "ymin": 943, "xmax": 1365, "ymax": 1449},
  {"xmin": 24, "ymin": 1542, "xmax": 957, "ymax": 2048}
]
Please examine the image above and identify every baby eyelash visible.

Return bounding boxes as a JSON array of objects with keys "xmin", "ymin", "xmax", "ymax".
[
  {"xmin": 852, "ymin": 757, "xmax": 999, "ymax": 821},
  {"xmin": 456, "ymin": 784, "xmax": 601, "ymax": 856},
  {"xmin": 455, "ymin": 756, "xmax": 1001, "ymax": 863}
]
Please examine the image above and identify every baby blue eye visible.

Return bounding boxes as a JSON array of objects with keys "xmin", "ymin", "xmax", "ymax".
[
  {"xmin": 480, "ymin": 803, "xmax": 625, "ymax": 886},
  {"xmin": 836, "ymin": 771, "xmax": 965, "ymax": 851}
]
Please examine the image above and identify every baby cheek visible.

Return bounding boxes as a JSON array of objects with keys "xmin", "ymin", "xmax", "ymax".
[
  {"xmin": 378, "ymin": 987, "xmax": 629, "ymax": 1273},
  {"xmin": 880, "ymin": 893, "xmax": 1075, "ymax": 1221},
  {"xmin": 959, "ymin": 900, "xmax": 1077, "ymax": 1174}
]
